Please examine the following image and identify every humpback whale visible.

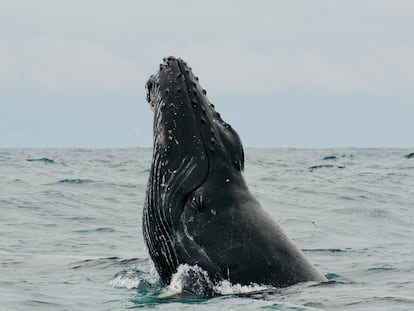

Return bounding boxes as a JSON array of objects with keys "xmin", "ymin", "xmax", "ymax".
[{"xmin": 143, "ymin": 56, "xmax": 325, "ymax": 291}]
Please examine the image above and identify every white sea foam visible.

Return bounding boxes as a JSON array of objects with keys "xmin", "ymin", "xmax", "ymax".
[
  {"xmin": 213, "ymin": 280, "xmax": 272, "ymax": 295},
  {"xmin": 109, "ymin": 262, "xmax": 159, "ymax": 290},
  {"xmin": 161, "ymin": 264, "xmax": 213, "ymax": 297},
  {"xmin": 109, "ymin": 273, "xmax": 140, "ymax": 289},
  {"xmin": 160, "ymin": 264, "xmax": 273, "ymax": 297}
]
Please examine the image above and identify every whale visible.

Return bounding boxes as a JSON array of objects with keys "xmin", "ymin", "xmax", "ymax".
[{"xmin": 143, "ymin": 56, "xmax": 326, "ymax": 291}]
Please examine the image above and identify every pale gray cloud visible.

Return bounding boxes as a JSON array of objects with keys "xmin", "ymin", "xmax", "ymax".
[
  {"xmin": 0, "ymin": 45, "xmax": 19, "ymax": 86},
  {"xmin": 1, "ymin": 37, "xmax": 142, "ymax": 92},
  {"xmin": 3, "ymin": 38, "xmax": 413, "ymax": 95},
  {"xmin": 151, "ymin": 42, "xmax": 413, "ymax": 95},
  {"xmin": 1, "ymin": 1, "xmax": 413, "ymax": 95}
]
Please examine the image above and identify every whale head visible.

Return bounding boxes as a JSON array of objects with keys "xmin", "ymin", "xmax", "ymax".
[
  {"xmin": 145, "ymin": 56, "xmax": 244, "ymax": 172},
  {"xmin": 144, "ymin": 56, "xmax": 245, "ymax": 283}
]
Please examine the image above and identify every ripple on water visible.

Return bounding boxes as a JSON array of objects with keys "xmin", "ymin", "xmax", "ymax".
[
  {"xmin": 70, "ymin": 257, "xmax": 142, "ymax": 271},
  {"xmin": 322, "ymin": 156, "xmax": 337, "ymax": 161},
  {"xmin": 26, "ymin": 157, "xmax": 55, "ymax": 164},
  {"xmin": 308, "ymin": 165, "xmax": 346, "ymax": 172},
  {"xmin": 58, "ymin": 178, "xmax": 96, "ymax": 184},
  {"xmin": 302, "ymin": 248, "xmax": 351, "ymax": 254},
  {"xmin": 2, "ymin": 148, "xmax": 414, "ymax": 311},
  {"xmin": 73, "ymin": 227, "xmax": 116, "ymax": 234},
  {"xmin": 404, "ymin": 152, "xmax": 414, "ymax": 159}
]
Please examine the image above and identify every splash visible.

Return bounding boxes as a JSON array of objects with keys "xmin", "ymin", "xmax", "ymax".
[
  {"xmin": 110, "ymin": 270, "xmax": 141, "ymax": 290},
  {"xmin": 161, "ymin": 264, "xmax": 214, "ymax": 297},
  {"xmin": 160, "ymin": 264, "xmax": 274, "ymax": 297},
  {"xmin": 213, "ymin": 280, "xmax": 272, "ymax": 295},
  {"xmin": 110, "ymin": 267, "xmax": 161, "ymax": 292},
  {"xmin": 109, "ymin": 258, "xmax": 160, "ymax": 292}
]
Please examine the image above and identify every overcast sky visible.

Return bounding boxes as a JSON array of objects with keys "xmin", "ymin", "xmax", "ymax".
[{"xmin": 1, "ymin": 0, "xmax": 413, "ymax": 148}]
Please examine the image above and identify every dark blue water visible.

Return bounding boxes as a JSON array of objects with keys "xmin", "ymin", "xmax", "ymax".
[{"xmin": 1, "ymin": 148, "xmax": 413, "ymax": 310}]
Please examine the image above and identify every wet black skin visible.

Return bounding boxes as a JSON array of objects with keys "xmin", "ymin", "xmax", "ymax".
[{"xmin": 143, "ymin": 56, "xmax": 326, "ymax": 288}]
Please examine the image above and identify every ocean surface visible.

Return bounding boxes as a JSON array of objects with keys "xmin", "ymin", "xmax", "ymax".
[{"xmin": 1, "ymin": 148, "xmax": 413, "ymax": 310}]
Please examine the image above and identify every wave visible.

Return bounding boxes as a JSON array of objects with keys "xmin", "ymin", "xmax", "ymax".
[
  {"xmin": 73, "ymin": 227, "xmax": 115, "ymax": 233},
  {"xmin": 324, "ymin": 273, "xmax": 341, "ymax": 280},
  {"xmin": 58, "ymin": 178, "xmax": 95, "ymax": 184},
  {"xmin": 322, "ymin": 156, "xmax": 337, "ymax": 160},
  {"xmin": 404, "ymin": 152, "xmax": 414, "ymax": 159},
  {"xmin": 302, "ymin": 248, "xmax": 351, "ymax": 254},
  {"xmin": 70, "ymin": 256, "xmax": 140, "ymax": 270},
  {"xmin": 27, "ymin": 157, "xmax": 55, "ymax": 164},
  {"xmin": 308, "ymin": 165, "xmax": 345, "ymax": 172},
  {"xmin": 322, "ymin": 154, "xmax": 353, "ymax": 161},
  {"xmin": 367, "ymin": 266, "xmax": 395, "ymax": 272}
]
